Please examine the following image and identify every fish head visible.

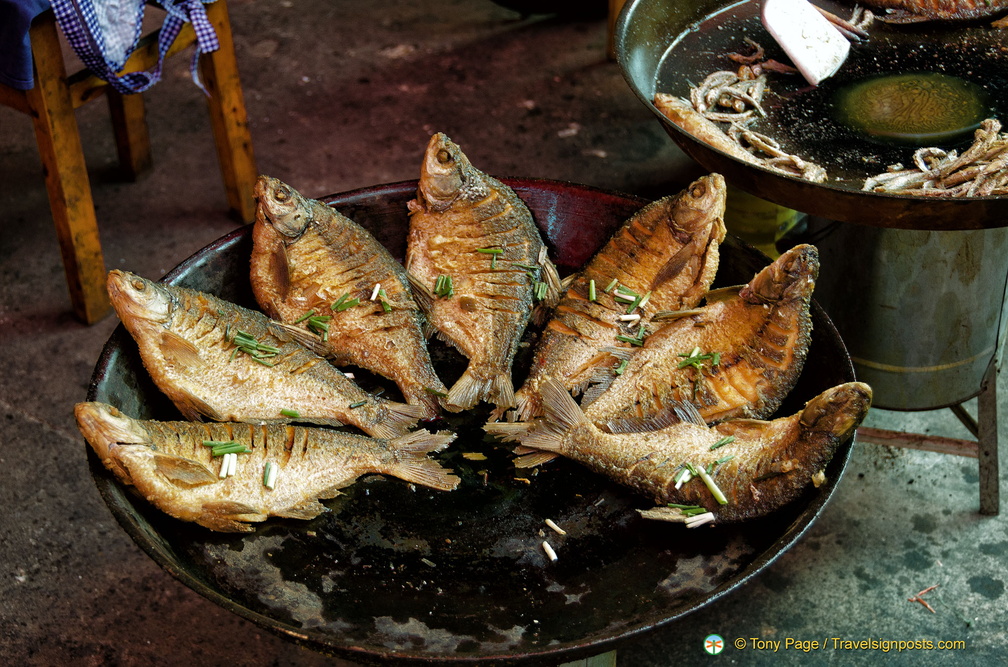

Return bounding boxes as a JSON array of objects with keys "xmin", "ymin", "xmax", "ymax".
[
  {"xmin": 107, "ymin": 270, "xmax": 173, "ymax": 326},
  {"xmin": 741, "ymin": 244, "xmax": 820, "ymax": 304},
  {"xmin": 669, "ymin": 173, "xmax": 727, "ymax": 240},
  {"xmin": 799, "ymin": 382, "xmax": 873, "ymax": 441},
  {"xmin": 416, "ymin": 133, "xmax": 483, "ymax": 212},
  {"xmin": 74, "ymin": 402, "xmax": 148, "ymax": 462},
  {"xmin": 254, "ymin": 175, "xmax": 312, "ymax": 238}
]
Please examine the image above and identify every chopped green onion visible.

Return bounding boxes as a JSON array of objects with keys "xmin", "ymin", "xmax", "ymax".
[
  {"xmin": 424, "ymin": 386, "xmax": 448, "ymax": 398},
  {"xmin": 696, "ymin": 466, "xmax": 729, "ymax": 505},
  {"xmin": 203, "ymin": 441, "xmax": 252, "ymax": 457},
  {"xmin": 715, "ymin": 454, "xmax": 735, "ymax": 465},
  {"xmin": 378, "ymin": 288, "xmax": 392, "ymax": 312},
  {"xmin": 534, "ymin": 281, "xmax": 548, "ymax": 301},
  {"xmin": 334, "ymin": 297, "xmax": 360, "ymax": 312},
  {"xmin": 434, "ymin": 274, "xmax": 454, "ymax": 298},
  {"xmin": 613, "ymin": 292, "xmax": 636, "ymax": 304},
  {"xmin": 306, "ymin": 315, "xmax": 331, "ymax": 340},
  {"xmin": 280, "ymin": 408, "xmax": 300, "ymax": 419},
  {"xmin": 625, "ymin": 294, "xmax": 642, "ymax": 314},
  {"xmin": 604, "ymin": 278, "xmax": 619, "ymax": 293},
  {"xmin": 293, "ymin": 309, "xmax": 316, "ymax": 324},
  {"xmin": 616, "ymin": 335, "xmax": 644, "ymax": 346},
  {"xmin": 588, "ymin": 279, "xmax": 597, "ymax": 302},
  {"xmin": 349, "ymin": 400, "xmax": 367, "ymax": 409},
  {"xmin": 638, "ymin": 291, "xmax": 652, "ymax": 311},
  {"xmin": 709, "ymin": 435, "xmax": 735, "ymax": 451},
  {"xmin": 614, "ymin": 358, "xmax": 629, "ymax": 375},
  {"xmin": 263, "ymin": 461, "xmax": 278, "ymax": 490},
  {"xmin": 674, "ymin": 465, "xmax": 693, "ymax": 489},
  {"xmin": 370, "ymin": 283, "xmax": 382, "ymax": 301},
  {"xmin": 331, "ymin": 293, "xmax": 351, "ymax": 310},
  {"xmin": 476, "ymin": 247, "xmax": 504, "ymax": 255}
]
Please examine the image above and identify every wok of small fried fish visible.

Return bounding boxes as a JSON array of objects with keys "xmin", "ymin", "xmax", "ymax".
[
  {"xmin": 250, "ymin": 175, "xmax": 448, "ymax": 418},
  {"xmin": 405, "ymin": 132, "xmax": 561, "ymax": 412},
  {"xmin": 582, "ymin": 243, "xmax": 818, "ymax": 428},
  {"xmin": 106, "ymin": 270, "xmax": 422, "ymax": 439},
  {"xmin": 491, "ymin": 378, "xmax": 871, "ymax": 522},
  {"xmin": 75, "ymin": 402, "xmax": 458, "ymax": 532},
  {"xmin": 88, "ymin": 132, "xmax": 863, "ymax": 533},
  {"xmin": 511, "ymin": 174, "xmax": 727, "ymax": 421}
]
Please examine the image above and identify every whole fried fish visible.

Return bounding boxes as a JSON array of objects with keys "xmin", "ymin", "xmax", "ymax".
[
  {"xmin": 76, "ymin": 402, "xmax": 459, "ymax": 532},
  {"xmin": 107, "ymin": 270, "xmax": 423, "ymax": 439},
  {"xmin": 858, "ymin": 0, "xmax": 1006, "ymax": 22},
  {"xmin": 250, "ymin": 175, "xmax": 448, "ymax": 418},
  {"xmin": 490, "ymin": 378, "xmax": 871, "ymax": 522},
  {"xmin": 510, "ymin": 175, "xmax": 727, "ymax": 420},
  {"xmin": 583, "ymin": 244, "xmax": 818, "ymax": 427},
  {"xmin": 405, "ymin": 132, "xmax": 561, "ymax": 411}
]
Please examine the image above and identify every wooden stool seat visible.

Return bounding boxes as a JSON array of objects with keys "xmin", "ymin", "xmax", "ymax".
[{"xmin": 0, "ymin": 0, "xmax": 257, "ymax": 324}]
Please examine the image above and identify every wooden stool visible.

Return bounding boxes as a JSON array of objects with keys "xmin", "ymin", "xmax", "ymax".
[{"xmin": 0, "ymin": 0, "xmax": 257, "ymax": 324}]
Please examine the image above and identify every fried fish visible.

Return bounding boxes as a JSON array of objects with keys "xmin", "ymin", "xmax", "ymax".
[
  {"xmin": 405, "ymin": 132, "xmax": 561, "ymax": 411},
  {"xmin": 511, "ymin": 175, "xmax": 727, "ymax": 420},
  {"xmin": 107, "ymin": 270, "xmax": 423, "ymax": 438},
  {"xmin": 76, "ymin": 402, "xmax": 459, "ymax": 532},
  {"xmin": 489, "ymin": 378, "xmax": 871, "ymax": 522},
  {"xmin": 250, "ymin": 175, "xmax": 448, "ymax": 418},
  {"xmin": 583, "ymin": 244, "xmax": 818, "ymax": 427}
]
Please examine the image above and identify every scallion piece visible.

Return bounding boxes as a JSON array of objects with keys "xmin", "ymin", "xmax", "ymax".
[
  {"xmin": 263, "ymin": 461, "xmax": 274, "ymax": 488},
  {"xmin": 709, "ymin": 435, "xmax": 735, "ymax": 451},
  {"xmin": 534, "ymin": 281, "xmax": 548, "ymax": 301},
  {"xmin": 476, "ymin": 247, "xmax": 504, "ymax": 255},
  {"xmin": 434, "ymin": 274, "xmax": 454, "ymax": 298},
  {"xmin": 604, "ymin": 278, "xmax": 619, "ymax": 293},
  {"xmin": 614, "ymin": 358, "xmax": 629, "ymax": 375},
  {"xmin": 715, "ymin": 454, "xmax": 735, "ymax": 466},
  {"xmin": 349, "ymin": 400, "xmax": 367, "ymax": 409},
  {"xmin": 331, "ymin": 293, "xmax": 351, "ymax": 310},
  {"xmin": 280, "ymin": 409, "xmax": 300, "ymax": 419},
  {"xmin": 334, "ymin": 297, "xmax": 360, "ymax": 312},
  {"xmin": 424, "ymin": 387, "xmax": 448, "ymax": 398},
  {"xmin": 377, "ymin": 288, "xmax": 392, "ymax": 312},
  {"xmin": 293, "ymin": 309, "xmax": 316, "ymax": 324},
  {"xmin": 615, "ymin": 335, "xmax": 644, "ymax": 346},
  {"xmin": 696, "ymin": 466, "xmax": 729, "ymax": 505},
  {"xmin": 588, "ymin": 279, "xmax": 596, "ymax": 302}
]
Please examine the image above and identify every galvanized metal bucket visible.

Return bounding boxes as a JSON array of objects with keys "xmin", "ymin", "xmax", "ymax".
[{"xmin": 808, "ymin": 220, "xmax": 1008, "ymax": 411}]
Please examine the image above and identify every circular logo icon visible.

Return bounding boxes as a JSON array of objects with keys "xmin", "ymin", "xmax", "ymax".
[{"xmin": 705, "ymin": 634, "xmax": 725, "ymax": 655}]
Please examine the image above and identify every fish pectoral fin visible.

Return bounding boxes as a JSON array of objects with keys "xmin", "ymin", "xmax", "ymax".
[
  {"xmin": 271, "ymin": 241, "xmax": 291, "ymax": 301},
  {"xmin": 651, "ymin": 238, "xmax": 698, "ymax": 289},
  {"xmin": 406, "ymin": 270, "xmax": 435, "ymax": 313},
  {"xmin": 275, "ymin": 321, "xmax": 328, "ymax": 356},
  {"xmin": 159, "ymin": 331, "xmax": 204, "ymax": 368},
  {"xmin": 274, "ymin": 499, "xmax": 328, "ymax": 520},
  {"xmin": 153, "ymin": 453, "xmax": 219, "ymax": 487},
  {"xmin": 702, "ymin": 284, "xmax": 745, "ymax": 304},
  {"xmin": 198, "ymin": 500, "xmax": 268, "ymax": 532},
  {"xmin": 175, "ymin": 393, "xmax": 224, "ymax": 422}
]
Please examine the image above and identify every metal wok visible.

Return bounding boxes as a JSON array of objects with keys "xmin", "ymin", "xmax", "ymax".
[
  {"xmin": 85, "ymin": 179, "xmax": 856, "ymax": 665},
  {"xmin": 615, "ymin": 0, "xmax": 1008, "ymax": 229}
]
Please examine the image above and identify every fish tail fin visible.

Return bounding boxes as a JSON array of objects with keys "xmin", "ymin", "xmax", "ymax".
[
  {"xmin": 446, "ymin": 367, "xmax": 515, "ymax": 411},
  {"xmin": 514, "ymin": 450, "xmax": 559, "ymax": 468},
  {"xmin": 513, "ymin": 385, "xmax": 543, "ymax": 421},
  {"xmin": 507, "ymin": 377, "xmax": 587, "ymax": 458},
  {"xmin": 400, "ymin": 382, "xmax": 446, "ymax": 420},
  {"xmin": 386, "ymin": 430, "xmax": 460, "ymax": 491},
  {"xmin": 483, "ymin": 420, "xmax": 533, "ymax": 442}
]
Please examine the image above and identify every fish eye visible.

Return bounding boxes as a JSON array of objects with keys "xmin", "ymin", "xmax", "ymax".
[
  {"xmin": 274, "ymin": 186, "xmax": 291, "ymax": 202},
  {"xmin": 436, "ymin": 149, "xmax": 453, "ymax": 164},
  {"xmin": 691, "ymin": 184, "xmax": 706, "ymax": 198},
  {"xmin": 132, "ymin": 279, "xmax": 145, "ymax": 291}
]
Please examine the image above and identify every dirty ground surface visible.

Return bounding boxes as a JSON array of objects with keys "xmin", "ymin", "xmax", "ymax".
[{"xmin": 1, "ymin": 0, "xmax": 1005, "ymax": 664}]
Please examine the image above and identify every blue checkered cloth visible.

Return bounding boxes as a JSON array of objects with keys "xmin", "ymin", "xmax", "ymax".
[{"xmin": 49, "ymin": 0, "xmax": 220, "ymax": 94}]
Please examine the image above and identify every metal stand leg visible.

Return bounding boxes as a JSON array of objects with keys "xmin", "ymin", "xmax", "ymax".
[{"xmin": 978, "ymin": 359, "xmax": 1000, "ymax": 515}]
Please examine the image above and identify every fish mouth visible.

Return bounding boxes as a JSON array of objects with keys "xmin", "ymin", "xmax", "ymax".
[
  {"xmin": 799, "ymin": 382, "xmax": 873, "ymax": 438},
  {"xmin": 254, "ymin": 175, "xmax": 308, "ymax": 238},
  {"xmin": 75, "ymin": 402, "xmax": 146, "ymax": 460}
]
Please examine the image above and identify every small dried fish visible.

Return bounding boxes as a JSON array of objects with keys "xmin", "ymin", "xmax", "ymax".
[
  {"xmin": 406, "ymin": 132, "xmax": 561, "ymax": 411},
  {"xmin": 488, "ymin": 378, "xmax": 872, "ymax": 522},
  {"xmin": 510, "ymin": 175, "xmax": 727, "ymax": 421},
  {"xmin": 250, "ymin": 175, "xmax": 448, "ymax": 418},
  {"xmin": 76, "ymin": 402, "xmax": 459, "ymax": 532},
  {"xmin": 860, "ymin": 0, "xmax": 1005, "ymax": 22},
  {"xmin": 863, "ymin": 119, "xmax": 1008, "ymax": 196},
  {"xmin": 106, "ymin": 270, "xmax": 423, "ymax": 438}
]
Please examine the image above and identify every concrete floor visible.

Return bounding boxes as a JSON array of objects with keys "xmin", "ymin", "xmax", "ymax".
[{"xmin": 1, "ymin": 1, "xmax": 1005, "ymax": 664}]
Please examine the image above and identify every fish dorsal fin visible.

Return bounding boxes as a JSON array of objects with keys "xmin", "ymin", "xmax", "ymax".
[
  {"xmin": 273, "ymin": 499, "xmax": 328, "ymax": 520},
  {"xmin": 651, "ymin": 238, "xmax": 698, "ymax": 289},
  {"xmin": 600, "ymin": 346, "xmax": 634, "ymax": 361},
  {"xmin": 159, "ymin": 331, "xmax": 203, "ymax": 368},
  {"xmin": 559, "ymin": 273, "xmax": 577, "ymax": 291},
  {"xmin": 605, "ymin": 401, "xmax": 701, "ymax": 434},
  {"xmin": 174, "ymin": 393, "xmax": 224, "ymax": 422},
  {"xmin": 672, "ymin": 400, "xmax": 707, "ymax": 426},
  {"xmin": 153, "ymin": 452, "xmax": 219, "ymax": 487},
  {"xmin": 271, "ymin": 241, "xmax": 291, "ymax": 301}
]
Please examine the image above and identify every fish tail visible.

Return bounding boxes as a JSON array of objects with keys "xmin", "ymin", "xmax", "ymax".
[
  {"xmin": 513, "ymin": 386, "xmax": 543, "ymax": 421},
  {"xmin": 506, "ymin": 377, "xmax": 588, "ymax": 462},
  {"xmin": 446, "ymin": 367, "xmax": 516, "ymax": 411},
  {"xmin": 386, "ymin": 430, "xmax": 461, "ymax": 491},
  {"xmin": 367, "ymin": 401, "xmax": 426, "ymax": 439}
]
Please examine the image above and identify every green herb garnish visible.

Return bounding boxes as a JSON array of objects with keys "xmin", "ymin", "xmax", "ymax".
[
  {"xmin": 534, "ymin": 281, "xmax": 549, "ymax": 301},
  {"xmin": 696, "ymin": 466, "xmax": 728, "ymax": 505},
  {"xmin": 229, "ymin": 330, "xmax": 281, "ymax": 365},
  {"xmin": 604, "ymin": 278, "xmax": 619, "ymax": 293},
  {"xmin": 280, "ymin": 408, "xmax": 300, "ymax": 419},
  {"xmin": 434, "ymin": 274, "xmax": 454, "ymax": 298},
  {"xmin": 293, "ymin": 309, "xmax": 316, "ymax": 324},
  {"xmin": 709, "ymin": 435, "xmax": 735, "ymax": 451},
  {"xmin": 306, "ymin": 315, "xmax": 331, "ymax": 340},
  {"xmin": 588, "ymin": 279, "xmax": 597, "ymax": 302},
  {"xmin": 377, "ymin": 288, "xmax": 393, "ymax": 312},
  {"xmin": 614, "ymin": 358, "xmax": 629, "ymax": 375},
  {"xmin": 616, "ymin": 334, "xmax": 644, "ymax": 346},
  {"xmin": 349, "ymin": 400, "xmax": 367, "ymax": 409},
  {"xmin": 202, "ymin": 440, "xmax": 253, "ymax": 457}
]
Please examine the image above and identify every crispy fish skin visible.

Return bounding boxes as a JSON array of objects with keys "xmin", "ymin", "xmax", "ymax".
[
  {"xmin": 405, "ymin": 132, "xmax": 561, "ymax": 411},
  {"xmin": 106, "ymin": 270, "xmax": 423, "ymax": 439},
  {"xmin": 250, "ymin": 175, "xmax": 448, "ymax": 418},
  {"xmin": 584, "ymin": 244, "xmax": 818, "ymax": 426},
  {"xmin": 511, "ymin": 175, "xmax": 727, "ymax": 420},
  {"xmin": 492, "ymin": 378, "xmax": 871, "ymax": 522},
  {"xmin": 76, "ymin": 402, "xmax": 459, "ymax": 532}
]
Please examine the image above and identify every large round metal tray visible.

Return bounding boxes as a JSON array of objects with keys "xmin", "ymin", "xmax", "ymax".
[{"xmin": 85, "ymin": 178, "xmax": 856, "ymax": 665}]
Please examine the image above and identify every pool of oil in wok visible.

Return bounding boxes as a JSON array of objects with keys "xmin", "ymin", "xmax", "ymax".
[{"xmin": 655, "ymin": 0, "xmax": 1007, "ymax": 186}]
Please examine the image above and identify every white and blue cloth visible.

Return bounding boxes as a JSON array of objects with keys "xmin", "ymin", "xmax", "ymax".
[{"xmin": 0, "ymin": 0, "xmax": 219, "ymax": 93}]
